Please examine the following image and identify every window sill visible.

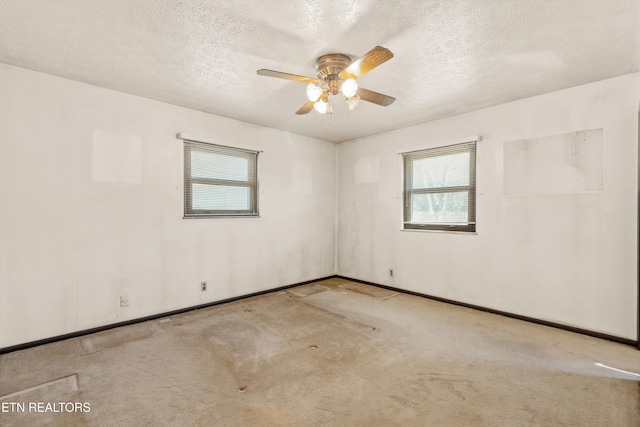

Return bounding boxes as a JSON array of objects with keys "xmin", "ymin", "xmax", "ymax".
[
  {"xmin": 183, "ymin": 215, "xmax": 261, "ymax": 219},
  {"xmin": 400, "ymin": 228, "xmax": 477, "ymax": 235}
]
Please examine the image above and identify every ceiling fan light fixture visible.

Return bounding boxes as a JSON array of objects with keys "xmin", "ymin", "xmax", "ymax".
[
  {"xmin": 346, "ymin": 94, "xmax": 360, "ymax": 111},
  {"xmin": 306, "ymin": 84, "xmax": 323, "ymax": 102},
  {"xmin": 341, "ymin": 78, "xmax": 358, "ymax": 98},
  {"xmin": 313, "ymin": 99, "xmax": 329, "ymax": 114}
]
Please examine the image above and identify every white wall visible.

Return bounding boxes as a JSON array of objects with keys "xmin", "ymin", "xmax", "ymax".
[
  {"xmin": 0, "ymin": 65, "xmax": 336, "ymax": 348},
  {"xmin": 1, "ymin": 65, "xmax": 637, "ymax": 348},
  {"xmin": 337, "ymin": 73, "xmax": 639, "ymax": 340}
]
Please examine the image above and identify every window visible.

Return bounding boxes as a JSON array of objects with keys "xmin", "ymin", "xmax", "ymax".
[
  {"xmin": 403, "ymin": 141, "xmax": 476, "ymax": 232},
  {"xmin": 184, "ymin": 140, "xmax": 258, "ymax": 218}
]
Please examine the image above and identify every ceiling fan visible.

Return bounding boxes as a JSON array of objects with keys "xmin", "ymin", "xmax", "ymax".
[{"xmin": 257, "ymin": 46, "xmax": 396, "ymax": 115}]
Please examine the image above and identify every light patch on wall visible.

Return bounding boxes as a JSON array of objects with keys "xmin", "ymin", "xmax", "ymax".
[
  {"xmin": 291, "ymin": 160, "xmax": 312, "ymax": 194},
  {"xmin": 91, "ymin": 129, "xmax": 142, "ymax": 184},
  {"xmin": 355, "ymin": 157, "xmax": 380, "ymax": 184},
  {"xmin": 504, "ymin": 128, "xmax": 603, "ymax": 196}
]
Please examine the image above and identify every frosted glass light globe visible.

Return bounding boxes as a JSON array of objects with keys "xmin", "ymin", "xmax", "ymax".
[
  {"xmin": 313, "ymin": 99, "xmax": 328, "ymax": 114},
  {"xmin": 306, "ymin": 84, "xmax": 323, "ymax": 102},
  {"xmin": 341, "ymin": 78, "xmax": 358, "ymax": 98},
  {"xmin": 347, "ymin": 94, "xmax": 360, "ymax": 111}
]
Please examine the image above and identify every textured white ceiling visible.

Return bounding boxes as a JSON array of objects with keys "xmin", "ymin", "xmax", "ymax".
[{"xmin": 1, "ymin": 0, "xmax": 638, "ymax": 143}]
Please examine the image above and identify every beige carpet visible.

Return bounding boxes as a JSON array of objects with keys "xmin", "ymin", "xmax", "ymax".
[{"xmin": 1, "ymin": 278, "xmax": 639, "ymax": 426}]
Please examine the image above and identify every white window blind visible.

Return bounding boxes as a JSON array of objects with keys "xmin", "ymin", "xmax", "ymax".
[
  {"xmin": 184, "ymin": 140, "xmax": 258, "ymax": 217},
  {"xmin": 403, "ymin": 141, "xmax": 476, "ymax": 232}
]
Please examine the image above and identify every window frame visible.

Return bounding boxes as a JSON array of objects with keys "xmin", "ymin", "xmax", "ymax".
[
  {"xmin": 402, "ymin": 141, "xmax": 476, "ymax": 232},
  {"xmin": 183, "ymin": 139, "xmax": 259, "ymax": 218}
]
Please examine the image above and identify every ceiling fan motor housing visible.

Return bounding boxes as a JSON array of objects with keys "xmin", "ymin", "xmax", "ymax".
[{"xmin": 316, "ymin": 53, "xmax": 351, "ymax": 94}]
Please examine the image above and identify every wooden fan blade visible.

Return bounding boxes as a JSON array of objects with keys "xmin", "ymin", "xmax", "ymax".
[
  {"xmin": 295, "ymin": 101, "xmax": 315, "ymax": 115},
  {"xmin": 339, "ymin": 46, "xmax": 394, "ymax": 80},
  {"xmin": 257, "ymin": 69, "xmax": 319, "ymax": 84},
  {"xmin": 357, "ymin": 87, "xmax": 395, "ymax": 106}
]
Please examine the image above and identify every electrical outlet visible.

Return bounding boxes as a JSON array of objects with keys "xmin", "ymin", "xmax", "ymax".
[
  {"xmin": 120, "ymin": 295, "xmax": 129, "ymax": 307},
  {"xmin": 201, "ymin": 282, "xmax": 207, "ymax": 291},
  {"xmin": 389, "ymin": 269, "xmax": 394, "ymax": 277}
]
